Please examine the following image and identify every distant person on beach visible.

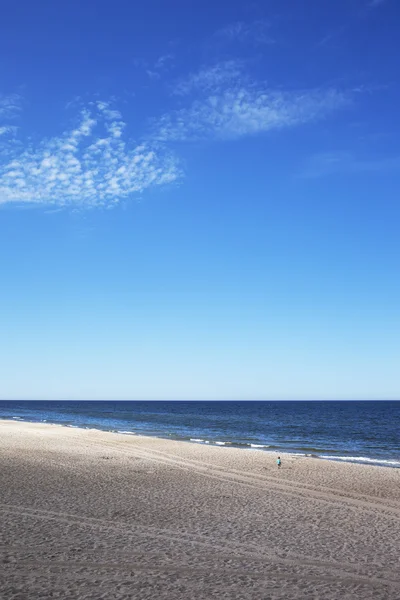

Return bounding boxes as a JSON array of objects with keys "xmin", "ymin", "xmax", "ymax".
[{"xmin": 277, "ymin": 456, "xmax": 281, "ymax": 468}]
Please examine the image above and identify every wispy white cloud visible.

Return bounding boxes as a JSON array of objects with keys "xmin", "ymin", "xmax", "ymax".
[
  {"xmin": 316, "ymin": 23, "xmax": 350, "ymax": 48},
  {"xmin": 0, "ymin": 94, "xmax": 23, "ymax": 119},
  {"xmin": 369, "ymin": 0, "xmax": 386, "ymax": 7},
  {"xmin": 301, "ymin": 151, "xmax": 400, "ymax": 178},
  {"xmin": 146, "ymin": 70, "xmax": 162, "ymax": 81},
  {"xmin": 172, "ymin": 60, "xmax": 243, "ymax": 96},
  {"xmin": 155, "ymin": 62, "xmax": 350, "ymax": 141},
  {"xmin": 0, "ymin": 100, "xmax": 180, "ymax": 208},
  {"xmin": 0, "ymin": 126, "xmax": 18, "ymax": 137},
  {"xmin": 154, "ymin": 53, "xmax": 174, "ymax": 70},
  {"xmin": 216, "ymin": 20, "xmax": 274, "ymax": 45},
  {"xmin": 0, "ymin": 95, "xmax": 23, "ymax": 158},
  {"xmin": 317, "ymin": 0, "xmax": 388, "ymax": 47},
  {"xmin": 134, "ymin": 53, "xmax": 175, "ymax": 81}
]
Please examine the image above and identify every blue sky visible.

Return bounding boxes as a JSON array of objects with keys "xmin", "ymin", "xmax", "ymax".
[{"xmin": 0, "ymin": 0, "xmax": 399, "ymax": 400}]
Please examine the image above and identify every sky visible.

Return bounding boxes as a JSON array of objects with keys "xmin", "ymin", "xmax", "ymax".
[{"xmin": 0, "ymin": 0, "xmax": 399, "ymax": 400}]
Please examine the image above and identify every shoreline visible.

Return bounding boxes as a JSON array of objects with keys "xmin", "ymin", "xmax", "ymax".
[{"xmin": 2, "ymin": 416, "xmax": 399, "ymax": 469}]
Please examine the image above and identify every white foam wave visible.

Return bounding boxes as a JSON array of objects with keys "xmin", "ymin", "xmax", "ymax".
[
  {"xmin": 214, "ymin": 441, "xmax": 226, "ymax": 446},
  {"xmin": 117, "ymin": 430, "xmax": 136, "ymax": 435},
  {"xmin": 190, "ymin": 438, "xmax": 205, "ymax": 443},
  {"xmin": 12, "ymin": 416, "xmax": 23, "ymax": 420},
  {"xmin": 250, "ymin": 444, "xmax": 269, "ymax": 448},
  {"xmin": 320, "ymin": 455, "xmax": 400, "ymax": 466}
]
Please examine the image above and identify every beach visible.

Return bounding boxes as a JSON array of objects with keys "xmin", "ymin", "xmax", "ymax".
[{"xmin": 1, "ymin": 420, "xmax": 399, "ymax": 599}]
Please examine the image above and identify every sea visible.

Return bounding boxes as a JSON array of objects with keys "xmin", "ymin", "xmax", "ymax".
[{"xmin": 0, "ymin": 400, "xmax": 399, "ymax": 468}]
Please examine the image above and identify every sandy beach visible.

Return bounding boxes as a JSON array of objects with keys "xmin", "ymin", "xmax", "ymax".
[{"xmin": 1, "ymin": 420, "xmax": 399, "ymax": 599}]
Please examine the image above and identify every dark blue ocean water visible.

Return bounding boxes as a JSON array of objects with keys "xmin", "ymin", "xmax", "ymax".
[{"xmin": 0, "ymin": 401, "xmax": 399, "ymax": 467}]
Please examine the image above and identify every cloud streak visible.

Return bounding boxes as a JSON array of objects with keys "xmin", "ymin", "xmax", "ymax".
[
  {"xmin": 0, "ymin": 94, "xmax": 22, "ymax": 119},
  {"xmin": 0, "ymin": 126, "xmax": 18, "ymax": 137},
  {"xmin": 301, "ymin": 151, "xmax": 400, "ymax": 178},
  {"xmin": 215, "ymin": 20, "xmax": 274, "ymax": 45},
  {"xmin": 369, "ymin": 0, "xmax": 386, "ymax": 7},
  {"xmin": 134, "ymin": 53, "xmax": 175, "ymax": 81},
  {"xmin": 0, "ymin": 101, "xmax": 180, "ymax": 208},
  {"xmin": 155, "ymin": 63, "xmax": 350, "ymax": 141},
  {"xmin": 172, "ymin": 60, "xmax": 243, "ymax": 96}
]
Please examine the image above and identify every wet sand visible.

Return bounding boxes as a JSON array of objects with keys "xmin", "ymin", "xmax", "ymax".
[{"xmin": 1, "ymin": 420, "xmax": 399, "ymax": 599}]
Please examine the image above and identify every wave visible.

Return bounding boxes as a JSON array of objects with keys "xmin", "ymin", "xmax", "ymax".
[
  {"xmin": 117, "ymin": 430, "xmax": 136, "ymax": 435},
  {"xmin": 190, "ymin": 439, "xmax": 233, "ymax": 446},
  {"xmin": 295, "ymin": 447, "xmax": 342, "ymax": 453},
  {"xmin": 250, "ymin": 444, "xmax": 271, "ymax": 448},
  {"xmin": 320, "ymin": 455, "xmax": 400, "ymax": 467},
  {"xmin": 189, "ymin": 438, "xmax": 273, "ymax": 449},
  {"xmin": 190, "ymin": 438, "xmax": 230, "ymax": 446},
  {"xmin": 192, "ymin": 438, "xmax": 254, "ymax": 448}
]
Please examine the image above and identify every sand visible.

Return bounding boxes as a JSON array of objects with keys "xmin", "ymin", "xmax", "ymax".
[{"xmin": 1, "ymin": 421, "xmax": 399, "ymax": 599}]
